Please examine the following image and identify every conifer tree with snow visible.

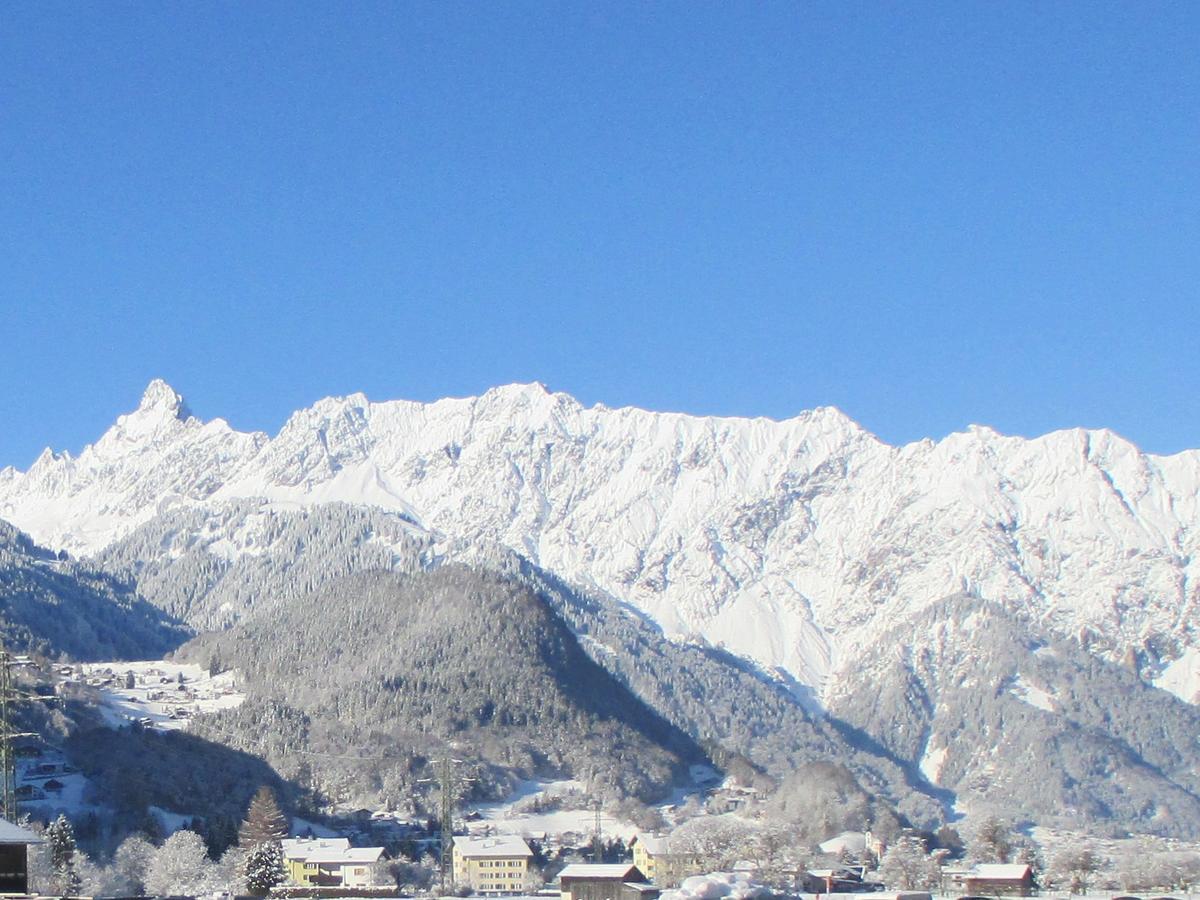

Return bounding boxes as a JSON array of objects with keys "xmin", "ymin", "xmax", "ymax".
[
  {"xmin": 46, "ymin": 814, "xmax": 82, "ymax": 897},
  {"xmin": 244, "ymin": 840, "xmax": 287, "ymax": 896},
  {"xmin": 239, "ymin": 786, "xmax": 289, "ymax": 846},
  {"xmin": 239, "ymin": 786, "xmax": 289, "ymax": 896}
]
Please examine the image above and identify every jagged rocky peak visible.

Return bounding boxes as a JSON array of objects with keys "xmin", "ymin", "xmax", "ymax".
[
  {"xmin": 136, "ymin": 378, "xmax": 192, "ymax": 420},
  {"xmin": 94, "ymin": 378, "xmax": 196, "ymax": 449}
]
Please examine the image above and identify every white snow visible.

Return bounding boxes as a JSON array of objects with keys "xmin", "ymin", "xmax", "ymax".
[
  {"xmin": 464, "ymin": 779, "xmax": 640, "ymax": 841},
  {"xmin": 919, "ymin": 742, "xmax": 949, "ymax": 785},
  {"xmin": 1155, "ymin": 646, "xmax": 1200, "ymax": 704},
  {"xmin": 6, "ymin": 380, "xmax": 1200, "ymax": 706},
  {"xmin": 150, "ymin": 805, "xmax": 199, "ymax": 834},
  {"xmin": 74, "ymin": 661, "xmax": 244, "ymax": 731},
  {"xmin": 662, "ymin": 872, "xmax": 769, "ymax": 900},
  {"xmin": 1009, "ymin": 674, "xmax": 1056, "ymax": 712}
]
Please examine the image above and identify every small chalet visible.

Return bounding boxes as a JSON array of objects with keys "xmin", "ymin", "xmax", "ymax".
[
  {"xmin": 0, "ymin": 817, "xmax": 42, "ymax": 894},
  {"xmin": 803, "ymin": 867, "xmax": 880, "ymax": 893},
  {"xmin": 559, "ymin": 863, "xmax": 659, "ymax": 900},
  {"xmin": 964, "ymin": 863, "xmax": 1034, "ymax": 897}
]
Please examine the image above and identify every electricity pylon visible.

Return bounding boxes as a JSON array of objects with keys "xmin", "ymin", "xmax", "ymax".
[
  {"xmin": 0, "ymin": 647, "xmax": 44, "ymax": 822},
  {"xmin": 419, "ymin": 753, "xmax": 474, "ymax": 895}
]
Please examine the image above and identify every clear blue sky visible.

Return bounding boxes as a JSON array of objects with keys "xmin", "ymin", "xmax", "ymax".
[{"xmin": 2, "ymin": 2, "xmax": 1198, "ymax": 467}]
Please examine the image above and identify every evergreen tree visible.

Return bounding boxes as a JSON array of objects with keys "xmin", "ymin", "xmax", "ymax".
[
  {"xmin": 239, "ymin": 786, "xmax": 289, "ymax": 847},
  {"xmin": 46, "ymin": 814, "xmax": 82, "ymax": 897},
  {"xmin": 239, "ymin": 786, "xmax": 289, "ymax": 895},
  {"xmin": 244, "ymin": 841, "xmax": 287, "ymax": 896}
]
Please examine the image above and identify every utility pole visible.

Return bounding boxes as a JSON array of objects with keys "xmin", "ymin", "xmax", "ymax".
[
  {"xmin": 0, "ymin": 649, "xmax": 15, "ymax": 822},
  {"xmin": 439, "ymin": 754, "xmax": 455, "ymax": 895},
  {"xmin": 591, "ymin": 799, "xmax": 607, "ymax": 863}
]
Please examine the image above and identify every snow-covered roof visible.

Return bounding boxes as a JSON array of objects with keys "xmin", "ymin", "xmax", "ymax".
[
  {"xmin": 819, "ymin": 831, "xmax": 867, "ymax": 855},
  {"xmin": 634, "ymin": 834, "xmax": 672, "ymax": 854},
  {"xmin": 282, "ymin": 837, "xmax": 383, "ymax": 865},
  {"xmin": 559, "ymin": 864, "xmax": 641, "ymax": 880},
  {"xmin": 283, "ymin": 837, "xmax": 350, "ymax": 853},
  {"xmin": 970, "ymin": 864, "xmax": 1031, "ymax": 880},
  {"xmin": 453, "ymin": 835, "xmax": 533, "ymax": 858},
  {"xmin": 0, "ymin": 817, "xmax": 41, "ymax": 844}
]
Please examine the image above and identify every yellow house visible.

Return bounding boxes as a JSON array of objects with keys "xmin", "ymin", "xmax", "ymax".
[
  {"xmin": 281, "ymin": 837, "xmax": 385, "ymax": 888},
  {"xmin": 630, "ymin": 835, "xmax": 701, "ymax": 888},
  {"xmin": 452, "ymin": 835, "xmax": 534, "ymax": 894}
]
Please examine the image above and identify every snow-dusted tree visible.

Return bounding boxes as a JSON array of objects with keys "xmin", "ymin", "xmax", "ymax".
[
  {"xmin": 24, "ymin": 819, "xmax": 51, "ymax": 895},
  {"xmin": 110, "ymin": 834, "xmax": 157, "ymax": 896},
  {"xmin": 1014, "ymin": 838, "xmax": 1044, "ymax": 886},
  {"xmin": 239, "ymin": 785, "xmax": 289, "ymax": 846},
  {"xmin": 878, "ymin": 835, "xmax": 939, "ymax": 891},
  {"xmin": 1050, "ymin": 847, "xmax": 1105, "ymax": 894},
  {"xmin": 745, "ymin": 822, "xmax": 803, "ymax": 888},
  {"xmin": 392, "ymin": 854, "xmax": 439, "ymax": 893},
  {"xmin": 244, "ymin": 840, "xmax": 287, "ymax": 896},
  {"xmin": 969, "ymin": 817, "xmax": 1014, "ymax": 864},
  {"xmin": 669, "ymin": 816, "xmax": 756, "ymax": 873},
  {"xmin": 145, "ymin": 830, "xmax": 217, "ymax": 896},
  {"xmin": 77, "ymin": 853, "xmax": 138, "ymax": 898},
  {"xmin": 217, "ymin": 846, "xmax": 248, "ymax": 895},
  {"xmin": 46, "ymin": 814, "xmax": 82, "ymax": 897}
]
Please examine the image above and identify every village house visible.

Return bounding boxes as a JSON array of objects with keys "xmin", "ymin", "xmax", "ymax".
[
  {"xmin": 963, "ymin": 863, "xmax": 1034, "ymax": 896},
  {"xmin": 281, "ymin": 837, "xmax": 385, "ymax": 888},
  {"xmin": 0, "ymin": 817, "xmax": 41, "ymax": 894},
  {"xmin": 559, "ymin": 863, "xmax": 660, "ymax": 900},
  {"xmin": 630, "ymin": 835, "xmax": 703, "ymax": 888},
  {"xmin": 452, "ymin": 835, "xmax": 534, "ymax": 894}
]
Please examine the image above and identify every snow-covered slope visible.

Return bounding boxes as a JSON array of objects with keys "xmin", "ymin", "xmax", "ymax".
[{"xmin": 3, "ymin": 380, "xmax": 1199, "ymax": 701}]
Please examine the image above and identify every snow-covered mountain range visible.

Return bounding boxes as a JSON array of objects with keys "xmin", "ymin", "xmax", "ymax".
[{"xmin": 4, "ymin": 380, "xmax": 1200, "ymax": 708}]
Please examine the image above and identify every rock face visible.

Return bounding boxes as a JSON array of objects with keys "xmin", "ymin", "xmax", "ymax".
[{"xmin": 2, "ymin": 380, "xmax": 1199, "ymax": 704}]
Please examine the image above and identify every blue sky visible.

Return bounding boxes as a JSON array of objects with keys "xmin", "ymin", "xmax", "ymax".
[{"xmin": 1, "ymin": 2, "xmax": 1197, "ymax": 467}]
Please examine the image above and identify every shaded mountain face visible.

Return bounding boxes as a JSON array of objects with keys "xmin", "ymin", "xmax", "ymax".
[
  {"xmin": 180, "ymin": 566, "xmax": 707, "ymax": 805},
  {"xmin": 827, "ymin": 595, "xmax": 1200, "ymax": 837},
  {"xmin": 98, "ymin": 502, "xmax": 932, "ymax": 825},
  {"xmin": 0, "ymin": 519, "xmax": 190, "ymax": 660}
]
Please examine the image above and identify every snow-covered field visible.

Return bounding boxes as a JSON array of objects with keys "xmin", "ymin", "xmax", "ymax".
[
  {"xmin": 464, "ymin": 779, "xmax": 640, "ymax": 841},
  {"xmin": 16, "ymin": 746, "xmax": 90, "ymax": 817},
  {"xmin": 72, "ymin": 660, "xmax": 244, "ymax": 731}
]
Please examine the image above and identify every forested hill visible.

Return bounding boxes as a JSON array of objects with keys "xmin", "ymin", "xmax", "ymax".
[
  {"xmin": 181, "ymin": 566, "xmax": 708, "ymax": 806},
  {"xmin": 0, "ymin": 519, "xmax": 191, "ymax": 660}
]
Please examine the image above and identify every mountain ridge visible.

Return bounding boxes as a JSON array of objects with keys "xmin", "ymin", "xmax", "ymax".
[{"xmin": 3, "ymin": 381, "xmax": 1200, "ymax": 709}]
